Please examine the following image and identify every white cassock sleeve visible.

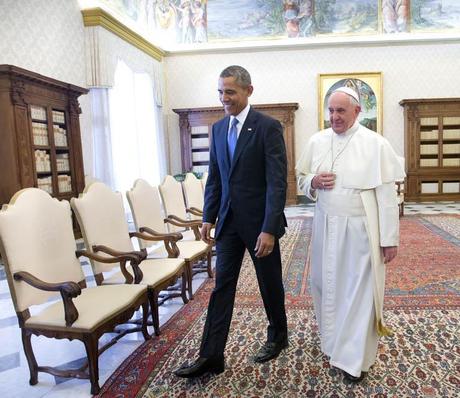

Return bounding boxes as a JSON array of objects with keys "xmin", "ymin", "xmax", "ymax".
[
  {"xmin": 297, "ymin": 174, "xmax": 317, "ymax": 201},
  {"xmin": 375, "ymin": 181, "xmax": 400, "ymax": 247}
]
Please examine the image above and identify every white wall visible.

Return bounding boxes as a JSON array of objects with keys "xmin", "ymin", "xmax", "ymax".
[
  {"xmin": 0, "ymin": 0, "xmax": 93, "ymax": 173},
  {"xmin": 0, "ymin": 0, "xmax": 86, "ymax": 86},
  {"xmin": 164, "ymin": 41, "xmax": 460, "ymax": 175}
]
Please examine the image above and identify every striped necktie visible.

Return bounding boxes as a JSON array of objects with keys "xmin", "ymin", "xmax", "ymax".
[{"xmin": 227, "ymin": 117, "xmax": 238, "ymax": 161}]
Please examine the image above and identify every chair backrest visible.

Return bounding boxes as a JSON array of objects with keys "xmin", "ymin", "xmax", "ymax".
[
  {"xmin": 182, "ymin": 173, "xmax": 204, "ymax": 219},
  {"xmin": 126, "ymin": 179, "xmax": 166, "ymax": 249},
  {"xmin": 71, "ymin": 182, "xmax": 134, "ymax": 275},
  {"xmin": 201, "ymin": 171, "xmax": 208, "ymax": 192},
  {"xmin": 158, "ymin": 175, "xmax": 188, "ymax": 232},
  {"xmin": 0, "ymin": 188, "xmax": 84, "ymax": 313}
]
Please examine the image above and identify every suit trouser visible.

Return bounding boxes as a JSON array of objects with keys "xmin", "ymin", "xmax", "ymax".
[{"xmin": 199, "ymin": 212, "xmax": 288, "ymax": 358}]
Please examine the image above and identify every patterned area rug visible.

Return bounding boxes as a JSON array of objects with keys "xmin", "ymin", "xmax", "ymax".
[{"xmin": 97, "ymin": 215, "xmax": 460, "ymax": 397}]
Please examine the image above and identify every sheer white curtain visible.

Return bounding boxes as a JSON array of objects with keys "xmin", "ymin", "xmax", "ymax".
[
  {"xmin": 90, "ymin": 88, "xmax": 114, "ymax": 187},
  {"xmin": 90, "ymin": 59, "xmax": 165, "ymax": 193}
]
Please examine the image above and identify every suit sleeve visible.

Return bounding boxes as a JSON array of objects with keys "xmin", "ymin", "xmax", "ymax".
[
  {"xmin": 262, "ymin": 119, "xmax": 287, "ymax": 234},
  {"xmin": 202, "ymin": 124, "xmax": 222, "ymax": 224}
]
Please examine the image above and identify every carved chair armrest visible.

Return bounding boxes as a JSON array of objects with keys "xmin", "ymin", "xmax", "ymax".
[
  {"xmin": 76, "ymin": 246, "xmax": 144, "ymax": 284},
  {"xmin": 13, "ymin": 271, "xmax": 80, "ymax": 326},
  {"xmin": 395, "ymin": 181, "xmax": 404, "ymax": 195},
  {"xmin": 131, "ymin": 229, "xmax": 183, "ymax": 242},
  {"xmin": 187, "ymin": 207, "xmax": 203, "ymax": 216},
  {"xmin": 76, "ymin": 249, "xmax": 137, "ymax": 264},
  {"xmin": 92, "ymin": 245, "xmax": 146, "ymax": 262},
  {"xmin": 165, "ymin": 218, "xmax": 201, "ymax": 241},
  {"xmin": 165, "ymin": 215, "xmax": 202, "ymax": 228},
  {"xmin": 134, "ymin": 227, "xmax": 183, "ymax": 258}
]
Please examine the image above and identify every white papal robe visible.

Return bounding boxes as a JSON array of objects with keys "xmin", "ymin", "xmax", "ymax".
[{"xmin": 296, "ymin": 121, "xmax": 405, "ymax": 377}]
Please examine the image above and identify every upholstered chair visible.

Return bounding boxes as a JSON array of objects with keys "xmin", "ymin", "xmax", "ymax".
[
  {"xmin": 0, "ymin": 188, "xmax": 149, "ymax": 395},
  {"xmin": 182, "ymin": 172, "xmax": 204, "ymax": 218},
  {"xmin": 127, "ymin": 179, "xmax": 212, "ymax": 299},
  {"xmin": 158, "ymin": 175, "xmax": 202, "ymax": 240},
  {"xmin": 71, "ymin": 182, "xmax": 188, "ymax": 336}
]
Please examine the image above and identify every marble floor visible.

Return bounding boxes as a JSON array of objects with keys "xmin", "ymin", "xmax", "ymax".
[{"xmin": 0, "ymin": 202, "xmax": 458, "ymax": 397}]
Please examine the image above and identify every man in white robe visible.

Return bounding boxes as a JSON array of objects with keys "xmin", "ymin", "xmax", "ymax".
[{"xmin": 296, "ymin": 87, "xmax": 405, "ymax": 382}]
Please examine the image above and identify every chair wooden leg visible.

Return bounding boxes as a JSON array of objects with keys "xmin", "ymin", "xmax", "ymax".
[
  {"xmin": 141, "ymin": 302, "xmax": 151, "ymax": 340},
  {"xmin": 186, "ymin": 261, "xmax": 194, "ymax": 300},
  {"xmin": 181, "ymin": 270, "xmax": 189, "ymax": 304},
  {"xmin": 83, "ymin": 335, "xmax": 100, "ymax": 395},
  {"xmin": 206, "ymin": 251, "xmax": 213, "ymax": 278},
  {"xmin": 148, "ymin": 289, "xmax": 161, "ymax": 336},
  {"xmin": 21, "ymin": 329, "xmax": 38, "ymax": 385}
]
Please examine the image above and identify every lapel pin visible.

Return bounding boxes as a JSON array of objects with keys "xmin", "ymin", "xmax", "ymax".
[{"xmin": 247, "ymin": 128, "xmax": 252, "ymax": 132}]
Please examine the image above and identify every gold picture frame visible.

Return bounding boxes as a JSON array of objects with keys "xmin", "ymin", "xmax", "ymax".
[{"xmin": 318, "ymin": 72, "xmax": 383, "ymax": 133}]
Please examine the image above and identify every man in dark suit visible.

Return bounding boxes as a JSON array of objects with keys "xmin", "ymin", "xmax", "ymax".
[{"xmin": 174, "ymin": 65, "xmax": 288, "ymax": 378}]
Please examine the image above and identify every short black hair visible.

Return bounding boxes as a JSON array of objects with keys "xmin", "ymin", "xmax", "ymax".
[{"xmin": 220, "ymin": 65, "xmax": 251, "ymax": 87}]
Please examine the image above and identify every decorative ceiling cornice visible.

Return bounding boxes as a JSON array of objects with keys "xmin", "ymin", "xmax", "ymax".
[{"xmin": 81, "ymin": 7, "xmax": 164, "ymax": 61}]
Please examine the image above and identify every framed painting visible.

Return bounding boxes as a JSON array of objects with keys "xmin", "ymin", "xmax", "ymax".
[{"xmin": 318, "ymin": 72, "xmax": 383, "ymax": 133}]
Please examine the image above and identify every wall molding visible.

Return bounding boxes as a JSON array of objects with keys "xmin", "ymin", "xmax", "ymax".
[{"xmin": 81, "ymin": 7, "xmax": 164, "ymax": 61}]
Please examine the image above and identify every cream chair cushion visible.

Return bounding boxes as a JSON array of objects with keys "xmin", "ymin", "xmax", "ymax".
[
  {"xmin": 25, "ymin": 284, "xmax": 146, "ymax": 332},
  {"xmin": 71, "ymin": 182, "xmax": 135, "ymax": 274},
  {"xmin": 103, "ymin": 258, "xmax": 184, "ymax": 285},
  {"xmin": 0, "ymin": 189, "xmax": 84, "ymax": 312},
  {"xmin": 148, "ymin": 240, "xmax": 209, "ymax": 261}
]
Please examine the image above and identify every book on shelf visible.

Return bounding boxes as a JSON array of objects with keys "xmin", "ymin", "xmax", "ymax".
[
  {"xmin": 420, "ymin": 158, "xmax": 438, "ymax": 167},
  {"xmin": 53, "ymin": 125, "xmax": 67, "ymax": 146},
  {"xmin": 443, "ymin": 129, "xmax": 460, "ymax": 140},
  {"xmin": 443, "ymin": 116, "xmax": 460, "ymax": 125},
  {"xmin": 420, "ymin": 182, "xmax": 438, "ymax": 194},
  {"xmin": 420, "ymin": 117, "xmax": 438, "ymax": 126},
  {"xmin": 191, "ymin": 126, "xmax": 208, "ymax": 135},
  {"xmin": 192, "ymin": 152, "xmax": 210, "ymax": 162},
  {"xmin": 443, "ymin": 158, "xmax": 460, "ymax": 167},
  {"xmin": 420, "ymin": 144, "xmax": 438, "ymax": 155},
  {"xmin": 442, "ymin": 182, "xmax": 460, "ymax": 193},
  {"xmin": 32, "ymin": 122, "xmax": 49, "ymax": 146},
  {"xmin": 37, "ymin": 176, "xmax": 52, "ymax": 194},
  {"xmin": 56, "ymin": 153, "xmax": 70, "ymax": 171},
  {"xmin": 52, "ymin": 110, "xmax": 65, "ymax": 124},
  {"xmin": 34, "ymin": 150, "xmax": 51, "ymax": 172},
  {"xmin": 58, "ymin": 174, "xmax": 72, "ymax": 193},
  {"xmin": 191, "ymin": 137, "xmax": 209, "ymax": 147},
  {"xmin": 30, "ymin": 105, "xmax": 47, "ymax": 121},
  {"xmin": 442, "ymin": 143, "xmax": 460, "ymax": 154}
]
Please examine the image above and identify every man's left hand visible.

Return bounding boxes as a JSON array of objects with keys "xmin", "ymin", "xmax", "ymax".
[
  {"xmin": 255, "ymin": 232, "xmax": 275, "ymax": 258},
  {"xmin": 382, "ymin": 246, "xmax": 398, "ymax": 263}
]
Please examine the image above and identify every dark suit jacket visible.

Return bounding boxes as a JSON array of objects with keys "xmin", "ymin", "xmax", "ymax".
[{"xmin": 203, "ymin": 107, "xmax": 288, "ymax": 240}]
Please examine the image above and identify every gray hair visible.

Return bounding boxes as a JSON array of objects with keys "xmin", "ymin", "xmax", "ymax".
[
  {"xmin": 348, "ymin": 96, "xmax": 360, "ymax": 107},
  {"xmin": 220, "ymin": 65, "xmax": 251, "ymax": 87}
]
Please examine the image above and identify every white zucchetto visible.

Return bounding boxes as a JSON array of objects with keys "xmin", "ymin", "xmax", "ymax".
[{"xmin": 333, "ymin": 86, "xmax": 360, "ymax": 103}]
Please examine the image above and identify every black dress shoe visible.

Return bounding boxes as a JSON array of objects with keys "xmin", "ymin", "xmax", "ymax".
[
  {"xmin": 174, "ymin": 356, "xmax": 225, "ymax": 378},
  {"xmin": 343, "ymin": 371, "xmax": 366, "ymax": 383},
  {"xmin": 254, "ymin": 339, "xmax": 288, "ymax": 363}
]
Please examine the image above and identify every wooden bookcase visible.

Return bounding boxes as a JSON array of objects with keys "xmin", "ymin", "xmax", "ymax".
[
  {"xmin": 173, "ymin": 103, "xmax": 299, "ymax": 205},
  {"xmin": 399, "ymin": 98, "xmax": 460, "ymax": 201},
  {"xmin": 0, "ymin": 65, "xmax": 88, "ymax": 206}
]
